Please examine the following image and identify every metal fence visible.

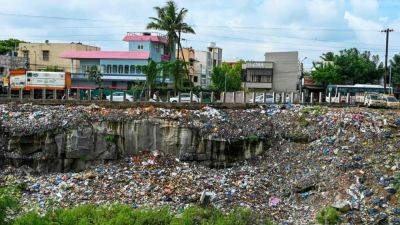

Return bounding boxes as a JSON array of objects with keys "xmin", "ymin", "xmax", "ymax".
[{"xmin": 0, "ymin": 88, "xmax": 361, "ymax": 105}]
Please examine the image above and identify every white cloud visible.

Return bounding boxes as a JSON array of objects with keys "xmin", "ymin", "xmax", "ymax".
[
  {"xmin": 0, "ymin": 0, "xmax": 399, "ymax": 65},
  {"xmin": 349, "ymin": 0, "xmax": 379, "ymax": 18},
  {"xmin": 344, "ymin": 11, "xmax": 382, "ymax": 44}
]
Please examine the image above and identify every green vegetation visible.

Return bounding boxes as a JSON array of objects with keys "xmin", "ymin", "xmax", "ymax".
[
  {"xmin": 390, "ymin": 54, "xmax": 400, "ymax": 87},
  {"xmin": 300, "ymin": 106, "xmax": 328, "ymax": 117},
  {"xmin": 0, "ymin": 39, "xmax": 24, "ymax": 55},
  {"xmin": 312, "ymin": 48, "xmax": 384, "ymax": 87},
  {"xmin": 147, "ymin": 1, "xmax": 195, "ymax": 89},
  {"xmin": 104, "ymin": 134, "xmax": 117, "ymax": 143},
  {"xmin": 211, "ymin": 62, "xmax": 243, "ymax": 92},
  {"xmin": 0, "ymin": 186, "xmax": 21, "ymax": 225},
  {"xmin": 316, "ymin": 206, "xmax": 340, "ymax": 225},
  {"xmin": 142, "ymin": 60, "xmax": 162, "ymax": 96},
  {"xmin": 246, "ymin": 134, "xmax": 260, "ymax": 143},
  {"xmin": 9, "ymin": 204, "xmax": 274, "ymax": 225},
  {"xmin": 86, "ymin": 66, "xmax": 103, "ymax": 89}
]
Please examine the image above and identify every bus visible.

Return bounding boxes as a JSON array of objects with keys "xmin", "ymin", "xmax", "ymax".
[{"xmin": 326, "ymin": 84, "xmax": 393, "ymax": 103}]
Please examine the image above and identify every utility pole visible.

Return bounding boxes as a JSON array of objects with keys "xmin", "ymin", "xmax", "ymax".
[{"xmin": 381, "ymin": 28, "xmax": 394, "ymax": 93}]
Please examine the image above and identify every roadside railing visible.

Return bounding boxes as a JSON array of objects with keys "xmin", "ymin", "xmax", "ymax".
[{"xmin": 0, "ymin": 88, "xmax": 366, "ymax": 106}]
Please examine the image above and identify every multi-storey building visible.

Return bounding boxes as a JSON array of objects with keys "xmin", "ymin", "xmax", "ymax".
[
  {"xmin": 60, "ymin": 32, "xmax": 172, "ymax": 90},
  {"xmin": 177, "ymin": 47, "xmax": 197, "ymax": 85},
  {"xmin": 18, "ymin": 41, "xmax": 100, "ymax": 71},
  {"xmin": 194, "ymin": 42, "xmax": 222, "ymax": 88},
  {"xmin": 242, "ymin": 51, "xmax": 299, "ymax": 92}
]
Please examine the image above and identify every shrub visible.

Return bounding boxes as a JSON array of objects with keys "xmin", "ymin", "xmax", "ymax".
[
  {"xmin": 104, "ymin": 134, "xmax": 117, "ymax": 143},
  {"xmin": 0, "ymin": 186, "xmax": 20, "ymax": 225},
  {"xmin": 246, "ymin": 135, "xmax": 259, "ymax": 143},
  {"xmin": 316, "ymin": 206, "xmax": 340, "ymax": 225}
]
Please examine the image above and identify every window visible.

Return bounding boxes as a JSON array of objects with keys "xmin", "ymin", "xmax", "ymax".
[
  {"xmin": 136, "ymin": 65, "xmax": 142, "ymax": 74},
  {"xmin": 130, "ymin": 65, "xmax": 135, "ymax": 74},
  {"xmin": 42, "ymin": 50, "xmax": 49, "ymax": 61},
  {"xmin": 194, "ymin": 76, "xmax": 198, "ymax": 82},
  {"xmin": 112, "ymin": 65, "xmax": 118, "ymax": 73},
  {"xmin": 124, "ymin": 65, "xmax": 129, "ymax": 74},
  {"xmin": 137, "ymin": 45, "xmax": 144, "ymax": 50},
  {"xmin": 101, "ymin": 65, "xmax": 106, "ymax": 73},
  {"xmin": 118, "ymin": 65, "xmax": 123, "ymax": 74},
  {"xmin": 107, "ymin": 65, "xmax": 112, "ymax": 73},
  {"xmin": 23, "ymin": 50, "xmax": 29, "ymax": 58}
]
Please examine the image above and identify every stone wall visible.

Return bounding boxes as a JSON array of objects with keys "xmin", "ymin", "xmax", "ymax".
[{"xmin": 1, "ymin": 118, "xmax": 269, "ymax": 173}]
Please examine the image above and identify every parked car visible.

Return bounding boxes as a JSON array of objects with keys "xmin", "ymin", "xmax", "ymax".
[
  {"xmin": 169, "ymin": 93, "xmax": 199, "ymax": 103},
  {"xmin": 364, "ymin": 93, "xmax": 385, "ymax": 107},
  {"xmin": 249, "ymin": 93, "xmax": 292, "ymax": 103},
  {"xmin": 384, "ymin": 95, "xmax": 400, "ymax": 108},
  {"xmin": 106, "ymin": 92, "xmax": 134, "ymax": 102},
  {"xmin": 249, "ymin": 94, "xmax": 275, "ymax": 103}
]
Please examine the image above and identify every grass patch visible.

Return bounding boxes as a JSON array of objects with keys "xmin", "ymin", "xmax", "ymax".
[
  {"xmin": 0, "ymin": 185, "xmax": 21, "ymax": 225},
  {"xmin": 246, "ymin": 135, "xmax": 260, "ymax": 143},
  {"xmin": 316, "ymin": 206, "xmax": 340, "ymax": 225},
  {"xmin": 11, "ymin": 204, "xmax": 275, "ymax": 225}
]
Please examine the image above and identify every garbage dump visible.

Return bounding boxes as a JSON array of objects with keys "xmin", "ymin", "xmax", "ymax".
[{"xmin": 0, "ymin": 103, "xmax": 399, "ymax": 224}]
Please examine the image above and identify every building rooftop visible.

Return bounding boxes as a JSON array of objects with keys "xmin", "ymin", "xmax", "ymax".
[
  {"xmin": 123, "ymin": 32, "xmax": 168, "ymax": 44},
  {"xmin": 60, "ymin": 51, "xmax": 150, "ymax": 60}
]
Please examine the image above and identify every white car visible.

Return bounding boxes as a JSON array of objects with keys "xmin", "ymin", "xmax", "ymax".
[
  {"xmin": 364, "ymin": 93, "xmax": 385, "ymax": 107},
  {"xmin": 169, "ymin": 93, "xmax": 199, "ymax": 103},
  {"xmin": 106, "ymin": 92, "xmax": 134, "ymax": 102},
  {"xmin": 249, "ymin": 94, "xmax": 290, "ymax": 103},
  {"xmin": 249, "ymin": 94, "xmax": 275, "ymax": 103}
]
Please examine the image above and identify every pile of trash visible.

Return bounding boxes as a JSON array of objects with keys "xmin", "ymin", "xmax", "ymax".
[
  {"xmin": 0, "ymin": 104, "xmax": 400, "ymax": 224},
  {"xmin": 0, "ymin": 103, "xmax": 272, "ymax": 142}
]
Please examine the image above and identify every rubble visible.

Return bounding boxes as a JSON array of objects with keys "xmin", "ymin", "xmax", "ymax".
[{"xmin": 0, "ymin": 103, "xmax": 399, "ymax": 224}]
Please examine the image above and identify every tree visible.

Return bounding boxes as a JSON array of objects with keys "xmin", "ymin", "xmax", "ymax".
[
  {"xmin": 0, "ymin": 39, "xmax": 24, "ymax": 55},
  {"xmin": 147, "ymin": 1, "xmax": 195, "ymax": 86},
  {"xmin": 142, "ymin": 60, "xmax": 161, "ymax": 95},
  {"xmin": 161, "ymin": 59, "xmax": 187, "ymax": 94},
  {"xmin": 211, "ymin": 62, "xmax": 243, "ymax": 92},
  {"xmin": 390, "ymin": 54, "xmax": 400, "ymax": 86},
  {"xmin": 312, "ymin": 48, "xmax": 383, "ymax": 86},
  {"xmin": 86, "ymin": 66, "xmax": 103, "ymax": 88}
]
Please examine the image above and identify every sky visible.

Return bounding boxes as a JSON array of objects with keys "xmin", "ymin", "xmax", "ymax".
[{"xmin": 1, "ymin": 0, "xmax": 400, "ymax": 70}]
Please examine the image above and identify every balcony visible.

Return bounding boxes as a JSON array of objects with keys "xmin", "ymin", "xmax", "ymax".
[
  {"xmin": 71, "ymin": 73, "xmax": 146, "ymax": 81},
  {"xmin": 244, "ymin": 82, "xmax": 272, "ymax": 89},
  {"xmin": 242, "ymin": 61, "xmax": 273, "ymax": 69}
]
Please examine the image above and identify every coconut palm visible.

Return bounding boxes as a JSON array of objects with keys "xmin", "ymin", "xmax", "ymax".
[
  {"xmin": 142, "ymin": 59, "xmax": 161, "ymax": 96},
  {"xmin": 147, "ymin": 1, "xmax": 195, "ymax": 88}
]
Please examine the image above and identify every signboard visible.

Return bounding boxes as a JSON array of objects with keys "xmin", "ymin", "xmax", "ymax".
[
  {"xmin": 10, "ymin": 74, "xmax": 26, "ymax": 89},
  {"xmin": 25, "ymin": 71, "xmax": 65, "ymax": 89}
]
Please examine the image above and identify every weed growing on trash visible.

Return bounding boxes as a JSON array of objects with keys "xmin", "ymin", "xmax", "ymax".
[
  {"xmin": 316, "ymin": 206, "xmax": 340, "ymax": 225},
  {"xmin": 0, "ymin": 186, "xmax": 20, "ymax": 225}
]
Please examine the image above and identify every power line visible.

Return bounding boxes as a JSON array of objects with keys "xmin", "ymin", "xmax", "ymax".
[
  {"xmin": 0, "ymin": 11, "xmax": 388, "ymax": 32},
  {"xmin": 0, "ymin": 12, "xmax": 122, "ymax": 23}
]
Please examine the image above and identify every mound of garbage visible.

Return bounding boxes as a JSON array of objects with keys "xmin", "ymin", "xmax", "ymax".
[{"xmin": 1, "ymin": 104, "xmax": 400, "ymax": 224}]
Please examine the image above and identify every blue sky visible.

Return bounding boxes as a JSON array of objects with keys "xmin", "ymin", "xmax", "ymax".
[{"xmin": 1, "ymin": 0, "xmax": 400, "ymax": 69}]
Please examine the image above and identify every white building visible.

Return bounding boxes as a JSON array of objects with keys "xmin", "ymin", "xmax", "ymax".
[{"xmin": 194, "ymin": 42, "xmax": 222, "ymax": 87}]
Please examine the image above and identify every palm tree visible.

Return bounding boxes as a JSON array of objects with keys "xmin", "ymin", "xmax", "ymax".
[
  {"xmin": 86, "ymin": 66, "xmax": 102, "ymax": 88},
  {"xmin": 142, "ymin": 60, "xmax": 161, "ymax": 96},
  {"xmin": 147, "ymin": 1, "xmax": 195, "ymax": 87},
  {"xmin": 160, "ymin": 60, "xmax": 187, "ymax": 94}
]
